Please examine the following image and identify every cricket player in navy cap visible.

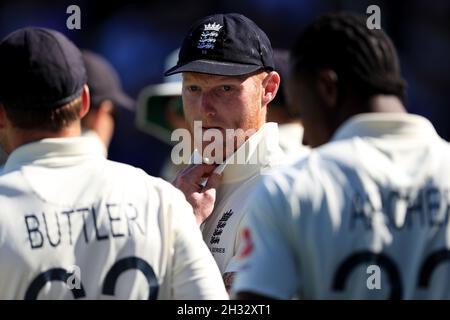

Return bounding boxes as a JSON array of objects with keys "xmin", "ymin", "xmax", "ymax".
[
  {"xmin": 81, "ymin": 50, "xmax": 135, "ymax": 157},
  {"xmin": 166, "ymin": 13, "xmax": 289, "ymax": 293}
]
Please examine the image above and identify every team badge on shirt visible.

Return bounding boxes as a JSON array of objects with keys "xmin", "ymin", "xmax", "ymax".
[{"xmin": 210, "ymin": 209, "xmax": 233, "ymax": 245}]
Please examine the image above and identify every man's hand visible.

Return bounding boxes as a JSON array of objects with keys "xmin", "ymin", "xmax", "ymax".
[
  {"xmin": 173, "ymin": 164, "xmax": 223, "ymax": 225},
  {"xmin": 223, "ymin": 272, "xmax": 235, "ymax": 295}
]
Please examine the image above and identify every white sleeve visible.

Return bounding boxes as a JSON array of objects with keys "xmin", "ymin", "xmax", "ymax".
[
  {"xmin": 231, "ymin": 179, "xmax": 299, "ymax": 299},
  {"xmin": 223, "ymin": 214, "xmax": 246, "ymax": 274},
  {"xmin": 169, "ymin": 189, "xmax": 228, "ymax": 300}
]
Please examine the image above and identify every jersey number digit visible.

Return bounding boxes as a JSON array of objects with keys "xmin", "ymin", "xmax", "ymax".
[
  {"xmin": 332, "ymin": 249, "xmax": 450, "ymax": 299},
  {"xmin": 25, "ymin": 256, "xmax": 159, "ymax": 300}
]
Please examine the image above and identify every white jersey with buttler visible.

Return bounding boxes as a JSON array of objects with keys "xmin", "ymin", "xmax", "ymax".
[
  {"xmin": 0, "ymin": 137, "xmax": 227, "ymax": 299},
  {"xmin": 233, "ymin": 113, "xmax": 450, "ymax": 299}
]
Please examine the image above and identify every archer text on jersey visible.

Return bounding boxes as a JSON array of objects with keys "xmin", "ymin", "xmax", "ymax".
[{"xmin": 351, "ymin": 185, "xmax": 450, "ymax": 230}]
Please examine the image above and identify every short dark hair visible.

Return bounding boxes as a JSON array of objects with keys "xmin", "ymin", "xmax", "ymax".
[
  {"xmin": 290, "ymin": 12, "xmax": 406, "ymax": 100},
  {"xmin": 2, "ymin": 96, "xmax": 83, "ymax": 132}
]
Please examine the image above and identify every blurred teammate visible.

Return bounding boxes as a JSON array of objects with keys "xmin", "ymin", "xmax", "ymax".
[
  {"xmin": 166, "ymin": 13, "xmax": 285, "ymax": 291},
  {"xmin": 81, "ymin": 50, "xmax": 135, "ymax": 157},
  {"xmin": 0, "ymin": 147, "xmax": 6, "ymax": 172},
  {"xmin": 136, "ymin": 49, "xmax": 187, "ymax": 181},
  {"xmin": 268, "ymin": 49, "xmax": 310, "ymax": 162},
  {"xmin": 0, "ymin": 27, "xmax": 227, "ymax": 299},
  {"xmin": 233, "ymin": 12, "xmax": 450, "ymax": 299}
]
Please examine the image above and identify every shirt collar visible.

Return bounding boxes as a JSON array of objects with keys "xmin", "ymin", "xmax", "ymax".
[
  {"xmin": 81, "ymin": 129, "xmax": 108, "ymax": 158},
  {"xmin": 278, "ymin": 123, "xmax": 304, "ymax": 149},
  {"xmin": 332, "ymin": 113, "xmax": 440, "ymax": 142},
  {"xmin": 3, "ymin": 137, "xmax": 106, "ymax": 174},
  {"xmin": 278, "ymin": 123, "xmax": 304, "ymax": 139}
]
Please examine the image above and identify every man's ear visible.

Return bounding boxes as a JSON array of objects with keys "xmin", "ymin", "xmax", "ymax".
[
  {"xmin": 316, "ymin": 70, "xmax": 338, "ymax": 109},
  {"xmin": 261, "ymin": 71, "xmax": 281, "ymax": 106},
  {"xmin": 97, "ymin": 100, "xmax": 114, "ymax": 119},
  {"xmin": 80, "ymin": 84, "xmax": 90, "ymax": 119}
]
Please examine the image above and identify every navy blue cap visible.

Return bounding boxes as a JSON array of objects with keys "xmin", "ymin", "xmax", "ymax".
[
  {"xmin": 82, "ymin": 50, "xmax": 135, "ymax": 111},
  {"xmin": 0, "ymin": 27, "xmax": 86, "ymax": 109},
  {"xmin": 165, "ymin": 13, "xmax": 275, "ymax": 76}
]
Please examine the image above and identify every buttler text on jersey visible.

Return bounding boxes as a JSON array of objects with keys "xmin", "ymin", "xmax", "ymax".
[{"xmin": 24, "ymin": 202, "xmax": 146, "ymax": 249}]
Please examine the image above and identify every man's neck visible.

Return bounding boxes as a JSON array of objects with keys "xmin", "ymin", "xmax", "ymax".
[
  {"xmin": 366, "ymin": 95, "xmax": 406, "ymax": 114},
  {"xmin": 6, "ymin": 124, "xmax": 82, "ymax": 155},
  {"xmin": 335, "ymin": 95, "xmax": 406, "ymax": 131},
  {"xmin": 320, "ymin": 94, "xmax": 407, "ymax": 147}
]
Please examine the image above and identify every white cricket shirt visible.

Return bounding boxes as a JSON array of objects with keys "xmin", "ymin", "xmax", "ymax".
[
  {"xmin": 200, "ymin": 122, "xmax": 287, "ymax": 274},
  {"xmin": 233, "ymin": 113, "xmax": 450, "ymax": 299},
  {"xmin": 0, "ymin": 137, "xmax": 227, "ymax": 300}
]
